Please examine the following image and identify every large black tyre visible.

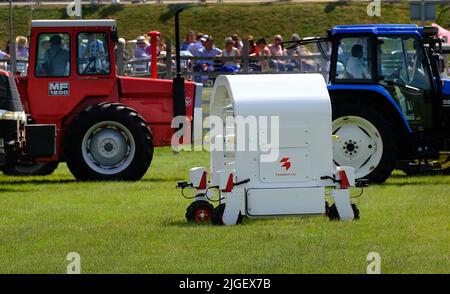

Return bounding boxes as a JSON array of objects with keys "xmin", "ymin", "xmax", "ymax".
[
  {"xmin": 332, "ymin": 104, "xmax": 397, "ymax": 184},
  {"xmin": 2, "ymin": 162, "xmax": 59, "ymax": 176},
  {"xmin": 63, "ymin": 103, "xmax": 153, "ymax": 181}
]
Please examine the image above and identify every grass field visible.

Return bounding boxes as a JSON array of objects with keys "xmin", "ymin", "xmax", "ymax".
[{"xmin": 0, "ymin": 146, "xmax": 448, "ymax": 274}]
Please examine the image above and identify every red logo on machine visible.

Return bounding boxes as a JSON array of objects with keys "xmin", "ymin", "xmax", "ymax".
[{"xmin": 280, "ymin": 157, "xmax": 292, "ymax": 171}]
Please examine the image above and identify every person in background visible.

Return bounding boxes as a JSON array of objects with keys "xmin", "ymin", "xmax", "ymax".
[
  {"xmin": 115, "ymin": 37, "xmax": 128, "ymax": 67},
  {"xmin": 4, "ymin": 40, "xmax": 11, "ymax": 55},
  {"xmin": 187, "ymin": 32, "xmax": 205, "ymax": 56},
  {"xmin": 181, "ymin": 31, "xmax": 195, "ymax": 51},
  {"xmin": 220, "ymin": 37, "xmax": 240, "ymax": 73},
  {"xmin": 286, "ymin": 33, "xmax": 314, "ymax": 72},
  {"xmin": 16, "ymin": 36, "xmax": 29, "ymax": 59},
  {"xmin": 134, "ymin": 36, "xmax": 149, "ymax": 58},
  {"xmin": 231, "ymin": 33, "xmax": 243, "ymax": 52},
  {"xmin": 268, "ymin": 34, "xmax": 293, "ymax": 72},
  {"xmin": 0, "ymin": 49, "xmax": 10, "ymax": 60},
  {"xmin": 247, "ymin": 35, "xmax": 259, "ymax": 56},
  {"xmin": 247, "ymin": 35, "xmax": 259, "ymax": 72},
  {"xmin": 256, "ymin": 38, "xmax": 271, "ymax": 72},
  {"xmin": 85, "ymin": 33, "xmax": 105, "ymax": 58},
  {"xmin": 194, "ymin": 36, "xmax": 222, "ymax": 83}
]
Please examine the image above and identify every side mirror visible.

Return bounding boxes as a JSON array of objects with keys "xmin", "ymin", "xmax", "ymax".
[{"xmin": 433, "ymin": 54, "xmax": 445, "ymax": 73}]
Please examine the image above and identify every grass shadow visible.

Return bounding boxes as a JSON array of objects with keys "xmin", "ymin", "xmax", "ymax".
[
  {"xmin": 0, "ymin": 187, "xmax": 29, "ymax": 193},
  {"xmin": 163, "ymin": 219, "xmax": 210, "ymax": 228},
  {"xmin": 99, "ymin": 4, "xmax": 125, "ymax": 18},
  {"xmin": 159, "ymin": 4, "xmax": 193, "ymax": 22},
  {"xmin": 324, "ymin": 0, "xmax": 349, "ymax": 14},
  {"xmin": 0, "ymin": 179, "xmax": 76, "ymax": 186}
]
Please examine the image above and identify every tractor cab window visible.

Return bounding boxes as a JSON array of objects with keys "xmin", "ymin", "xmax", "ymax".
[
  {"xmin": 378, "ymin": 36, "xmax": 431, "ymax": 91},
  {"xmin": 77, "ymin": 32, "xmax": 110, "ymax": 75},
  {"xmin": 35, "ymin": 33, "xmax": 70, "ymax": 77},
  {"xmin": 335, "ymin": 37, "xmax": 373, "ymax": 80},
  {"xmin": 378, "ymin": 36, "xmax": 433, "ymax": 126}
]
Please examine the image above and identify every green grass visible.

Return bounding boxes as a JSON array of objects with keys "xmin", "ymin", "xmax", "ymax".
[
  {"xmin": 0, "ymin": 2, "xmax": 436, "ymax": 49},
  {"xmin": 0, "ymin": 147, "xmax": 448, "ymax": 273}
]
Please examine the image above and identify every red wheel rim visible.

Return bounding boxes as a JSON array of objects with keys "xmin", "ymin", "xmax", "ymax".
[{"xmin": 194, "ymin": 208, "xmax": 211, "ymax": 223}]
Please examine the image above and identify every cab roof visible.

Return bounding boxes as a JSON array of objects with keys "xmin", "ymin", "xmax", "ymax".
[
  {"xmin": 31, "ymin": 19, "xmax": 116, "ymax": 29},
  {"xmin": 331, "ymin": 24, "xmax": 424, "ymax": 36}
]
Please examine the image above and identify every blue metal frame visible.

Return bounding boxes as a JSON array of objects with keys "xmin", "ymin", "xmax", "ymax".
[{"xmin": 327, "ymin": 84, "xmax": 413, "ymax": 133}]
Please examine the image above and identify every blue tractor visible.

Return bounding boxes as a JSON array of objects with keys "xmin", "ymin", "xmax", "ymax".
[{"xmin": 286, "ymin": 24, "xmax": 450, "ymax": 183}]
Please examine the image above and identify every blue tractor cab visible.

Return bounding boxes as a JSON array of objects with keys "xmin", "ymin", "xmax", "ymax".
[{"xmin": 285, "ymin": 24, "xmax": 450, "ymax": 182}]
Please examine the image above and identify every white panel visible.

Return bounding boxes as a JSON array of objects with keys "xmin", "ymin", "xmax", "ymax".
[
  {"xmin": 259, "ymin": 148, "xmax": 311, "ymax": 183},
  {"xmin": 246, "ymin": 187, "xmax": 325, "ymax": 216},
  {"xmin": 260, "ymin": 125, "xmax": 309, "ymax": 149}
]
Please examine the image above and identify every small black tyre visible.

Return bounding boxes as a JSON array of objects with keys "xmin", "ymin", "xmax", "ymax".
[
  {"xmin": 327, "ymin": 203, "xmax": 360, "ymax": 221},
  {"xmin": 185, "ymin": 200, "xmax": 214, "ymax": 223},
  {"xmin": 2, "ymin": 162, "xmax": 59, "ymax": 176},
  {"xmin": 332, "ymin": 104, "xmax": 397, "ymax": 184},
  {"xmin": 64, "ymin": 103, "xmax": 153, "ymax": 181},
  {"xmin": 212, "ymin": 203, "xmax": 243, "ymax": 225}
]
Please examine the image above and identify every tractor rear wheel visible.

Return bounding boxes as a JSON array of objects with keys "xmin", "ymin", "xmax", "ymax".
[
  {"xmin": 332, "ymin": 105, "xmax": 397, "ymax": 184},
  {"xmin": 64, "ymin": 103, "xmax": 153, "ymax": 181},
  {"xmin": 2, "ymin": 162, "xmax": 59, "ymax": 176}
]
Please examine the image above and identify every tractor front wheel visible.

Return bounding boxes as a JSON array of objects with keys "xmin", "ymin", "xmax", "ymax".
[
  {"xmin": 64, "ymin": 103, "xmax": 153, "ymax": 181},
  {"xmin": 332, "ymin": 105, "xmax": 397, "ymax": 183}
]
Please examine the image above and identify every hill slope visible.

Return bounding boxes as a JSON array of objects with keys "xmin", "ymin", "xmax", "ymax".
[{"xmin": 0, "ymin": 2, "xmax": 421, "ymax": 47}]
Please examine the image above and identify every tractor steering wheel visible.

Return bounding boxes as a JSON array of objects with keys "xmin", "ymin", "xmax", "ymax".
[
  {"xmin": 386, "ymin": 67, "xmax": 407, "ymax": 86},
  {"xmin": 82, "ymin": 56, "xmax": 97, "ymax": 74}
]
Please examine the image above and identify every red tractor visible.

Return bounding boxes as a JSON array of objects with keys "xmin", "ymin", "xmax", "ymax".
[{"xmin": 1, "ymin": 16, "xmax": 200, "ymax": 181}]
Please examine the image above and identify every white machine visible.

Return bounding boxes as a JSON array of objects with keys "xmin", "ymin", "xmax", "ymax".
[{"xmin": 178, "ymin": 74, "xmax": 362, "ymax": 225}]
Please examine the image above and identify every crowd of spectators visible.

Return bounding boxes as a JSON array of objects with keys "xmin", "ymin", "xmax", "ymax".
[
  {"xmin": 0, "ymin": 31, "xmax": 317, "ymax": 84},
  {"xmin": 129, "ymin": 30, "xmax": 316, "ymax": 84}
]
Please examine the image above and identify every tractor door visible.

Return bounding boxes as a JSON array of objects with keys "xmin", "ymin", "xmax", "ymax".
[
  {"xmin": 377, "ymin": 36, "xmax": 434, "ymax": 130},
  {"xmin": 27, "ymin": 28, "xmax": 117, "ymax": 124}
]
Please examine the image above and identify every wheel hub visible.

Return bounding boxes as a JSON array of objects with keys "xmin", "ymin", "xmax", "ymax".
[
  {"xmin": 195, "ymin": 209, "xmax": 211, "ymax": 222},
  {"xmin": 81, "ymin": 120, "xmax": 136, "ymax": 175},
  {"xmin": 89, "ymin": 129, "xmax": 127, "ymax": 166}
]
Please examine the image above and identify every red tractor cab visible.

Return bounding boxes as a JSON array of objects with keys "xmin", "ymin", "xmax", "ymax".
[{"xmin": 8, "ymin": 19, "xmax": 201, "ymax": 180}]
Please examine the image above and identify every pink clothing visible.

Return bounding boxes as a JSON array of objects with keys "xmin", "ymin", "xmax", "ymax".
[{"xmin": 268, "ymin": 44, "xmax": 285, "ymax": 57}]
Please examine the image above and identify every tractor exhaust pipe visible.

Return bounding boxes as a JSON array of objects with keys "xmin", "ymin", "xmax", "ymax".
[{"xmin": 173, "ymin": 7, "xmax": 186, "ymax": 117}]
